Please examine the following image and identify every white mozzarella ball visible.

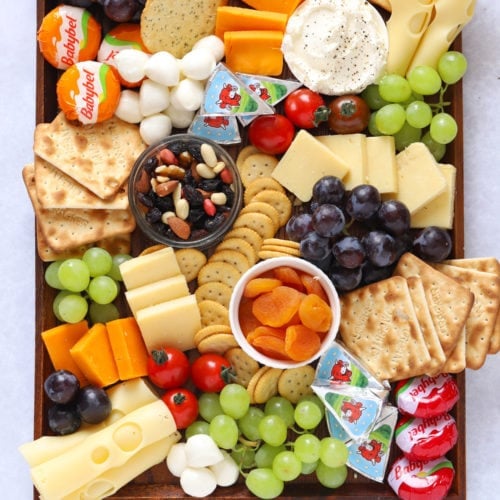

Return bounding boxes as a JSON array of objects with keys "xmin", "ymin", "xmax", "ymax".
[
  {"xmin": 180, "ymin": 48, "xmax": 216, "ymax": 80},
  {"xmin": 170, "ymin": 79, "xmax": 205, "ymax": 112},
  {"xmin": 166, "ymin": 443, "xmax": 187, "ymax": 478},
  {"xmin": 139, "ymin": 113, "xmax": 172, "ymax": 145},
  {"xmin": 114, "ymin": 49, "xmax": 150, "ymax": 85},
  {"xmin": 180, "ymin": 467, "xmax": 217, "ymax": 498},
  {"xmin": 185, "ymin": 434, "xmax": 224, "ymax": 468},
  {"xmin": 114, "ymin": 90, "xmax": 143, "ymax": 124},
  {"xmin": 165, "ymin": 103, "xmax": 195, "ymax": 129},
  {"xmin": 209, "ymin": 450, "xmax": 239, "ymax": 487},
  {"xmin": 192, "ymin": 35, "xmax": 225, "ymax": 62},
  {"xmin": 139, "ymin": 79, "xmax": 170, "ymax": 116},
  {"xmin": 144, "ymin": 51, "xmax": 181, "ymax": 87}
]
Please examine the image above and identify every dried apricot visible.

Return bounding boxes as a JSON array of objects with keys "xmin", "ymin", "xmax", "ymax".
[
  {"xmin": 298, "ymin": 294, "xmax": 332, "ymax": 333},
  {"xmin": 252, "ymin": 285, "xmax": 305, "ymax": 328},
  {"xmin": 250, "ymin": 335, "xmax": 289, "ymax": 360},
  {"xmin": 238, "ymin": 296, "xmax": 261, "ymax": 336},
  {"xmin": 284, "ymin": 324, "xmax": 321, "ymax": 361},
  {"xmin": 300, "ymin": 273, "xmax": 328, "ymax": 302},
  {"xmin": 247, "ymin": 325, "xmax": 286, "ymax": 343},
  {"xmin": 273, "ymin": 266, "xmax": 305, "ymax": 291},
  {"xmin": 243, "ymin": 277, "xmax": 282, "ymax": 298}
]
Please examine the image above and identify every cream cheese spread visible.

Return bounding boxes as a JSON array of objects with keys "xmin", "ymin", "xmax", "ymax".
[{"xmin": 282, "ymin": 0, "xmax": 389, "ymax": 95}]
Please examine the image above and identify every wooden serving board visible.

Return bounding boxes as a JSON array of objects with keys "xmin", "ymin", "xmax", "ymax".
[{"xmin": 33, "ymin": 1, "xmax": 466, "ymax": 498}]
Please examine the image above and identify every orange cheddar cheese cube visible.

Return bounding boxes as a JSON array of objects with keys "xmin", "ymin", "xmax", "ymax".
[
  {"xmin": 215, "ymin": 6, "xmax": 287, "ymax": 39},
  {"xmin": 70, "ymin": 323, "xmax": 119, "ymax": 388},
  {"xmin": 41, "ymin": 320, "xmax": 89, "ymax": 385},
  {"xmin": 241, "ymin": 0, "xmax": 304, "ymax": 17},
  {"xmin": 224, "ymin": 30, "xmax": 284, "ymax": 76},
  {"xmin": 106, "ymin": 317, "xmax": 149, "ymax": 380}
]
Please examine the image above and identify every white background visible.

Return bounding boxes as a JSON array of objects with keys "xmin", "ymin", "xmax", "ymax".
[{"xmin": 1, "ymin": 1, "xmax": 499, "ymax": 498}]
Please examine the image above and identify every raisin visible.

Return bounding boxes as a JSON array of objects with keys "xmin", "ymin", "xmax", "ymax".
[
  {"xmin": 154, "ymin": 194, "xmax": 174, "ymax": 213},
  {"xmin": 188, "ymin": 207, "xmax": 206, "ymax": 227},
  {"xmin": 204, "ymin": 212, "xmax": 226, "ymax": 232},
  {"xmin": 145, "ymin": 207, "xmax": 162, "ymax": 224},
  {"xmin": 199, "ymin": 179, "xmax": 223, "ymax": 192},
  {"xmin": 144, "ymin": 156, "xmax": 158, "ymax": 175},
  {"xmin": 183, "ymin": 184, "xmax": 204, "ymax": 207},
  {"xmin": 137, "ymin": 192, "xmax": 154, "ymax": 208}
]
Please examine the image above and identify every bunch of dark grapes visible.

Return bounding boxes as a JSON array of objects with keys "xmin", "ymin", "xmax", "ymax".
[
  {"xmin": 65, "ymin": 0, "xmax": 145, "ymax": 23},
  {"xmin": 286, "ymin": 176, "xmax": 452, "ymax": 293}
]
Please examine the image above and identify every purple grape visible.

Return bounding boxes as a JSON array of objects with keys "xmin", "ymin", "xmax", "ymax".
[
  {"xmin": 312, "ymin": 204, "xmax": 345, "ymax": 238},
  {"xmin": 286, "ymin": 213, "xmax": 314, "ymax": 242},
  {"xmin": 362, "ymin": 261, "xmax": 396, "ymax": 285},
  {"xmin": 377, "ymin": 199, "xmax": 411, "ymax": 236},
  {"xmin": 362, "ymin": 230, "xmax": 398, "ymax": 267},
  {"xmin": 328, "ymin": 265, "xmax": 363, "ymax": 292},
  {"xmin": 48, "ymin": 404, "xmax": 82, "ymax": 435},
  {"xmin": 76, "ymin": 386, "xmax": 112, "ymax": 424},
  {"xmin": 412, "ymin": 226, "xmax": 452, "ymax": 262},
  {"xmin": 312, "ymin": 176, "xmax": 346, "ymax": 205},
  {"xmin": 101, "ymin": 0, "xmax": 140, "ymax": 22},
  {"xmin": 44, "ymin": 370, "xmax": 80, "ymax": 405},
  {"xmin": 300, "ymin": 231, "xmax": 331, "ymax": 261},
  {"xmin": 332, "ymin": 236, "xmax": 365, "ymax": 269},
  {"xmin": 346, "ymin": 184, "xmax": 381, "ymax": 221}
]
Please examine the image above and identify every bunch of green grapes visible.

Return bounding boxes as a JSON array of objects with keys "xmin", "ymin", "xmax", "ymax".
[
  {"xmin": 44, "ymin": 247, "xmax": 132, "ymax": 324},
  {"xmin": 186, "ymin": 386, "xmax": 349, "ymax": 499},
  {"xmin": 362, "ymin": 51, "xmax": 468, "ymax": 160}
]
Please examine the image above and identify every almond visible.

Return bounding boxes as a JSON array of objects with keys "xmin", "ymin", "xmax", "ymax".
[
  {"xmin": 136, "ymin": 169, "xmax": 150, "ymax": 193},
  {"xmin": 156, "ymin": 179, "xmax": 179, "ymax": 197},
  {"xmin": 167, "ymin": 216, "xmax": 191, "ymax": 240}
]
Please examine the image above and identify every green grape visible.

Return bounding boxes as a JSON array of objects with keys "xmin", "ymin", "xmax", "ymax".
[
  {"xmin": 58, "ymin": 293, "xmax": 88, "ymax": 323},
  {"xmin": 315, "ymin": 462, "xmax": 348, "ymax": 489},
  {"xmin": 44, "ymin": 260, "xmax": 65, "ymax": 290},
  {"xmin": 87, "ymin": 276, "xmax": 119, "ymax": 305},
  {"xmin": 255, "ymin": 443, "xmax": 286, "ymax": 468},
  {"xmin": 438, "ymin": 51, "xmax": 468, "ymax": 84},
  {"xmin": 294, "ymin": 433, "xmax": 321, "ymax": 464},
  {"xmin": 361, "ymin": 84, "xmax": 389, "ymax": 110},
  {"xmin": 238, "ymin": 406, "xmax": 265, "ymax": 441},
  {"xmin": 394, "ymin": 122, "xmax": 422, "ymax": 151},
  {"xmin": 258, "ymin": 415, "xmax": 287, "ymax": 447},
  {"xmin": 108, "ymin": 253, "xmax": 132, "ymax": 281},
  {"xmin": 58, "ymin": 258, "xmax": 90, "ymax": 292},
  {"xmin": 407, "ymin": 65, "xmax": 442, "ymax": 95},
  {"xmin": 294, "ymin": 400, "xmax": 323, "ymax": 430},
  {"xmin": 209, "ymin": 414, "xmax": 239, "ymax": 449},
  {"xmin": 185, "ymin": 420, "xmax": 210, "ymax": 439},
  {"xmin": 272, "ymin": 450, "xmax": 302, "ymax": 482},
  {"xmin": 264, "ymin": 396, "xmax": 295, "ymax": 428},
  {"xmin": 245, "ymin": 468, "xmax": 284, "ymax": 499},
  {"xmin": 368, "ymin": 111, "xmax": 382, "ymax": 136},
  {"xmin": 198, "ymin": 392, "xmax": 223, "ymax": 422},
  {"xmin": 297, "ymin": 394, "xmax": 325, "ymax": 419},
  {"xmin": 219, "ymin": 383, "xmax": 251, "ymax": 419},
  {"xmin": 429, "ymin": 112, "xmax": 458, "ymax": 144},
  {"xmin": 422, "ymin": 131, "xmax": 447, "ymax": 161},
  {"xmin": 231, "ymin": 445, "xmax": 256, "ymax": 469},
  {"xmin": 378, "ymin": 74, "xmax": 412, "ymax": 103},
  {"xmin": 319, "ymin": 437, "xmax": 349, "ymax": 468},
  {"xmin": 53, "ymin": 290, "xmax": 72, "ymax": 322},
  {"xmin": 88, "ymin": 302, "xmax": 120, "ymax": 324},
  {"xmin": 301, "ymin": 460, "xmax": 318, "ymax": 475},
  {"xmin": 82, "ymin": 247, "xmax": 113, "ymax": 277},
  {"xmin": 375, "ymin": 104, "xmax": 406, "ymax": 135},
  {"xmin": 405, "ymin": 100, "xmax": 433, "ymax": 129}
]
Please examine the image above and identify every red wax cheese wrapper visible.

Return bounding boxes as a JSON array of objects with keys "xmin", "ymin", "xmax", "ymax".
[
  {"xmin": 388, "ymin": 455, "xmax": 455, "ymax": 500},
  {"xmin": 38, "ymin": 5, "xmax": 101, "ymax": 70},
  {"xmin": 395, "ymin": 413, "xmax": 458, "ymax": 462},
  {"xmin": 394, "ymin": 373, "xmax": 459, "ymax": 418}
]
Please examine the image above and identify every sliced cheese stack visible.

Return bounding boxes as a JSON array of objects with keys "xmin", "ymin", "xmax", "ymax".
[{"xmin": 120, "ymin": 246, "xmax": 201, "ymax": 352}]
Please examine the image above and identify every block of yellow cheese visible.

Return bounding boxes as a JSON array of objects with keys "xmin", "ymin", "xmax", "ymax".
[
  {"xmin": 366, "ymin": 135, "xmax": 398, "ymax": 194},
  {"xmin": 393, "ymin": 142, "xmax": 447, "ymax": 214},
  {"xmin": 411, "ymin": 163, "xmax": 456, "ymax": 228},
  {"xmin": 271, "ymin": 130, "xmax": 349, "ymax": 202},
  {"xmin": 136, "ymin": 294, "xmax": 201, "ymax": 352},
  {"xmin": 241, "ymin": 0, "xmax": 304, "ymax": 17}
]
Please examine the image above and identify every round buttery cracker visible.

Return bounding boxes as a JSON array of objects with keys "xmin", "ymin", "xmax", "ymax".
[
  {"xmin": 224, "ymin": 347, "xmax": 260, "ymax": 388},
  {"xmin": 277, "ymin": 365, "xmax": 315, "ymax": 404},
  {"xmin": 262, "ymin": 238, "xmax": 300, "ymax": 250},
  {"xmin": 209, "ymin": 248, "xmax": 251, "ymax": 274},
  {"xmin": 236, "ymin": 144, "xmax": 261, "ymax": 170},
  {"xmin": 222, "ymin": 228, "xmax": 263, "ymax": 256},
  {"xmin": 233, "ymin": 212, "xmax": 276, "ymax": 240},
  {"xmin": 240, "ymin": 153, "xmax": 279, "ymax": 187},
  {"xmin": 139, "ymin": 244, "xmax": 167, "ymax": 256},
  {"xmin": 194, "ymin": 323, "xmax": 232, "ymax": 346},
  {"xmin": 198, "ymin": 299, "xmax": 230, "ymax": 327},
  {"xmin": 195, "ymin": 282, "xmax": 233, "ymax": 308},
  {"xmin": 244, "ymin": 177, "xmax": 285, "ymax": 206},
  {"xmin": 215, "ymin": 237, "xmax": 258, "ymax": 266},
  {"xmin": 250, "ymin": 190, "xmax": 293, "ymax": 227},
  {"xmin": 197, "ymin": 261, "xmax": 242, "ymax": 289},
  {"xmin": 259, "ymin": 244, "xmax": 301, "ymax": 257},
  {"xmin": 197, "ymin": 333, "xmax": 238, "ymax": 355},
  {"xmin": 252, "ymin": 367, "xmax": 284, "ymax": 404},
  {"xmin": 175, "ymin": 248, "xmax": 207, "ymax": 282},
  {"xmin": 241, "ymin": 201, "xmax": 281, "ymax": 232}
]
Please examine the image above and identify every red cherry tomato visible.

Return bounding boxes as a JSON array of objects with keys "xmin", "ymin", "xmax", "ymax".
[
  {"xmin": 248, "ymin": 114, "xmax": 295, "ymax": 155},
  {"xmin": 147, "ymin": 347, "xmax": 190, "ymax": 390},
  {"xmin": 190, "ymin": 353, "xmax": 233, "ymax": 393},
  {"xmin": 161, "ymin": 388, "xmax": 198, "ymax": 429},
  {"xmin": 284, "ymin": 88, "xmax": 329, "ymax": 129},
  {"xmin": 327, "ymin": 94, "xmax": 370, "ymax": 134}
]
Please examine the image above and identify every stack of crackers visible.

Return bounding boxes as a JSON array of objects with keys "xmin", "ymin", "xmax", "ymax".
[
  {"xmin": 22, "ymin": 112, "xmax": 146, "ymax": 261},
  {"xmin": 339, "ymin": 252, "xmax": 500, "ymax": 382}
]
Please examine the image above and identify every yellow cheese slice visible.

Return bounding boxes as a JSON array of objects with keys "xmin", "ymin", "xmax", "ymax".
[
  {"xmin": 125, "ymin": 274, "xmax": 189, "ymax": 317},
  {"xmin": 119, "ymin": 246, "xmax": 181, "ymax": 290},
  {"xmin": 410, "ymin": 163, "xmax": 456, "ymax": 228},
  {"xmin": 316, "ymin": 134, "xmax": 368, "ymax": 190},
  {"xmin": 271, "ymin": 130, "xmax": 349, "ymax": 202},
  {"xmin": 136, "ymin": 294, "xmax": 201, "ymax": 352},
  {"xmin": 366, "ymin": 135, "xmax": 398, "ymax": 194},
  {"xmin": 393, "ymin": 142, "xmax": 447, "ymax": 214}
]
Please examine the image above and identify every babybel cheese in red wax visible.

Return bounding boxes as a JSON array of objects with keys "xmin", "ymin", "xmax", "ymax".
[
  {"xmin": 394, "ymin": 373, "xmax": 459, "ymax": 418},
  {"xmin": 38, "ymin": 5, "xmax": 101, "ymax": 70}
]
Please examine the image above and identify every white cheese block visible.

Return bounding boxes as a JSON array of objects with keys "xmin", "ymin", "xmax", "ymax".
[
  {"xmin": 125, "ymin": 274, "xmax": 189, "ymax": 317},
  {"xmin": 30, "ymin": 400, "xmax": 176, "ymax": 499},
  {"xmin": 316, "ymin": 134, "xmax": 368, "ymax": 190},
  {"xmin": 365, "ymin": 135, "xmax": 398, "ymax": 194},
  {"xmin": 136, "ymin": 294, "xmax": 201, "ymax": 352},
  {"xmin": 393, "ymin": 142, "xmax": 447, "ymax": 214},
  {"xmin": 271, "ymin": 130, "xmax": 349, "ymax": 202},
  {"xmin": 407, "ymin": 0, "xmax": 477, "ymax": 72},
  {"xmin": 385, "ymin": 0, "xmax": 435, "ymax": 75},
  {"xmin": 411, "ymin": 163, "xmax": 456, "ymax": 229},
  {"xmin": 119, "ymin": 246, "xmax": 181, "ymax": 290}
]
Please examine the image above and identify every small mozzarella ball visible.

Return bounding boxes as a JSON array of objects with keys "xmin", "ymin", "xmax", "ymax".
[
  {"xmin": 165, "ymin": 103, "xmax": 195, "ymax": 129},
  {"xmin": 185, "ymin": 434, "xmax": 224, "ymax": 468},
  {"xmin": 144, "ymin": 51, "xmax": 181, "ymax": 87},
  {"xmin": 114, "ymin": 90, "xmax": 143, "ymax": 124},
  {"xmin": 180, "ymin": 48, "xmax": 216, "ymax": 80},
  {"xmin": 209, "ymin": 450, "xmax": 239, "ymax": 487},
  {"xmin": 180, "ymin": 467, "xmax": 217, "ymax": 498},
  {"xmin": 166, "ymin": 443, "xmax": 187, "ymax": 478},
  {"xmin": 114, "ymin": 49, "xmax": 150, "ymax": 85},
  {"xmin": 139, "ymin": 79, "xmax": 170, "ymax": 116},
  {"xmin": 139, "ymin": 113, "xmax": 172, "ymax": 145},
  {"xmin": 170, "ymin": 79, "xmax": 205, "ymax": 112},
  {"xmin": 192, "ymin": 35, "xmax": 225, "ymax": 62}
]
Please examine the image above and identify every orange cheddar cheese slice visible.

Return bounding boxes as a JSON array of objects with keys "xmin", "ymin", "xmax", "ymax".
[
  {"xmin": 241, "ymin": 0, "xmax": 304, "ymax": 17},
  {"xmin": 224, "ymin": 30, "xmax": 284, "ymax": 76}
]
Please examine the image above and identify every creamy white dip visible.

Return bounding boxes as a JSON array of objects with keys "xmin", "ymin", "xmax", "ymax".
[{"xmin": 282, "ymin": 0, "xmax": 389, "ymax": 95}]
